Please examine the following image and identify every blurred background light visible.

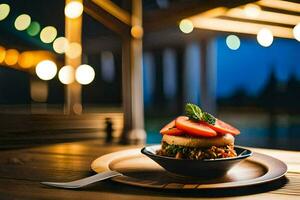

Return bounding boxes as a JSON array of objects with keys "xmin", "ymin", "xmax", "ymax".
[
  {"xmin": 35, "ymin": 60, "xmax": 57, "ymax": 80},
  {"xmin": 179, "ymin": 19, "xmax": 194, "ymax": 34},
  {"xmin": 226, "ymin": 35, "xmax": 240, "ymax": 50},
  {"xmin": 53, "ymin": 37, "xmax": 69, "ymax": 54},
  {"xmin": 75, "ymin": 64, "xmax": 95, "ymax": 85},
  {"xmin": 0, "ymin": 46, "xmax": 6, "ymax": 63},
  {"xmin": 26, "ymin": 21, "xmax": 41, "ymax": 36},
  {"xmin": 64, "ymin": 1, "xmax": 83, "ymax": 19},
  {"xmin": 0, "ymin": 4, "xmax": 10, "ymax": 21},
  {"xmin": 4, "ymin": 49, "xmax": 19, "ymax": 65},
  {"xmin": 65, "ymin": 42, "xmax": 82, "ymax": 58},
  {"xmin": 30, "ymin": 80, "xmax": 48, "ymax": 102},
  {"xmin": 257, "ymin": 28, "xmax": 273, "ymax": 47},
  {"xmin": 131, "ymin": 25, "xmax": 143, "ymax": 38},
  {"xmin": 18, "ymin": 52, "xmax": 35, "ymax": 68},
  {"xmin": 244, "ymin": 4, "xmax": 261, "ymax": 18},
  {"xmin": 58, "ymin": 65, "xmax": 75, "ymax": 84},
  {"xmin": 14, "ymin": 14, "xmax": 31, "ymax": 31},
  {"xmin": 293, "ymin": 23, "xmax": 300, "ymax": 42},
  {"xmin": 40, "ymin": 26, "xmax": 57, "ymax": 43}
]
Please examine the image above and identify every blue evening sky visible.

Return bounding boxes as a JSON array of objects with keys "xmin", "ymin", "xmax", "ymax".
[{"xmin": 216, "ymin": 36, "xmax": 300, "ymax": 97}]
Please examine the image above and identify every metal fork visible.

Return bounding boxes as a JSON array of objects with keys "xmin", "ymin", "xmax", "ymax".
[{"xmin": 41, "ymin": 170, "xmax": 122, "ymax": 189}]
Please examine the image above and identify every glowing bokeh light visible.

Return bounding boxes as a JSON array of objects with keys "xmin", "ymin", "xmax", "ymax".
[
  {"xmin": 257, "ymin": 28, "xmax": 273, "ymax": 47},
  {"xmin": 65, "ymin": 42, "xmax": 82, "ymax": 58},
  {"xmin": 75, "ymin": 64, "xmax": 95, "ymax": 85},
  {"xmin": 293, "ymin": 23, "xmax": 300, "ymax": 42},
  {"xmin": 64, "ymin": 1, "xmax": 83, "ymax": 19},
  {"xmin": 18, "ymin": 52, "xmax": 35, "ymax": 68},
  {"xmin": 244, "ymin": 4, "xmax": 261, "ymax": 18},
  {"xmin": 58, "ymin": 65, "xmax": 75, "ymax": 84},
  {"xmin": 179, "ymin": 19, "xmax": 194, "ymax": 34},
  {"xmin": 0, "ymin": 46, "xmax": 5, "ymax": 63},
  {"xmin": 131, "ymin": 25, "xmax": 143, "ymax": 38},
  {"xmin": 14, "ymin": 14, "xmax": 31, "ymax": 31},
  {"xmin": 53, "ymin": 37, "xmax": 69, "ymax": 54},
  {"xmin": 26, "ymin": 21, "xmax": 41, "ymax": 36},
  {"xmin": 35, "ymin": 60, "xmax": 57, "ymax": 80},
  {"xmin": 226, "ymin": 35, "xmax": 240, "ymax": 50},
  {"xmin": 40, "ymin": 26, "xmax": 57, "ymax": 43},
  {"xmin": 4, "ymin": 49, "xmax": 19, "ymax": 65},
  {"xmin": 0, "ymin": 4, "xmax": 10, "ymax": 21}
]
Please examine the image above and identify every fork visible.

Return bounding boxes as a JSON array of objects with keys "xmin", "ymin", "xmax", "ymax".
[{"xmin": 41, "ymin": 170, "xmax": 122, "ymax": 189}]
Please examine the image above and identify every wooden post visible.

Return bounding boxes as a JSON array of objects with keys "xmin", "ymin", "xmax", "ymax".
[
  {"xmin": 200, "ymin": 39, "xmax": 217, "ymax": 115},
  {"xmin": 121, "ymin": 0, "xmax": 146, "ymax": 143},
  {"xmin": 65, "ymin": 0, "xmax": 83, "ymax": 114}
]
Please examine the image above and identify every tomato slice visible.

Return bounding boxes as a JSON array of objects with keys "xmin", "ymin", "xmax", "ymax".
[
  {"xmin": 175, "ymin": 116, "xmax": 217, "ymax": 137},
  {"xmin": 160, "ymin": 120, "xmax": 184, "ymax": 135},
  {"xmin": 207, "ymin": 119, "xmax": 240, "ymax": 135}
]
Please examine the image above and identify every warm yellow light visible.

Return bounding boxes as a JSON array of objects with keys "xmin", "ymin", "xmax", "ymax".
[
  {"xmin": 65, "ymin": 42, "xmax": 82, "ymax": 59},
  {"xmin": 293, "ymin": 23, "xmax": 300, "ymax": 42},
  {"xmin": 18, "ymin": 52, "xmax": 35, "ymax": 68},
  {"xmin": 0, "ymin": 4, "xmax": 10, "ymax": 21},
  {"xmin": 244, "ymin": 4, "xmax": 261, "ymax": 18},
  {"xmin": 58, "ymin": 65, "xmax": 75, "ymax": 84},
  {"xmin": 179, "ymin": 19, "xmax": 194, "ymax": 34},
  {"xmin": 64, "ymin": 1, "xmax": 83, "ymax": 19},
  {"xmin": 226, "ymin": 35, "xmax": 240, "ymax": 50},
  {"xmin": 40, "ymin": 26, "xmax": 57, "ymax": 43},
  {"xmin": 257, "ymin": 0, "xmax": 300, "ymax": 13},
  {"xmin": 0, "ymin": 46, "xmax": 5, "ymax": 63},
  {"xmin": 14, "ymin": 14, "xmax": 31, "ymax": 31},
  {"xmin": 131, "ymin": 25, "xmax": 143, "ymax": 39},
  {"xmin": 4, "ymin": 49, "xmax": 19, "ymax": 65},
  {"xmin": 53, "ymin": 37, "xmax": 69, "ymax": 54},
  {"xmin": 35, "ymin": 60, "xmax": 57, "ymax": 80},
  {"xmin": 75, "ymin": 64, "xmax": 95, "ymax": 85},
  {"xmin": 257, "ymin": 28, "xmax": 273, "ymax": 47}
]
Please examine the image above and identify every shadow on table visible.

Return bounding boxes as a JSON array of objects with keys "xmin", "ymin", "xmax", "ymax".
[{"xmin": 79, "ymin": 172, "xmax": 288, "ymax": 198}]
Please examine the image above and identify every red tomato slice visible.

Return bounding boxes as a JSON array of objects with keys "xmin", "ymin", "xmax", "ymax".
[
  {"xmin": 175, "ymin": 116, "xmax": 217, "ymax": 137},
  {"xmin": 207, "ymin": 119, "xmax": 240, "ymax": 135},
  {"xmin": 160, "ymin": 120, "xmax": 184, "ymax": 135}
]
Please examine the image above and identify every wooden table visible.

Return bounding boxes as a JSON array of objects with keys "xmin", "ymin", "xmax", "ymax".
[{"xmin": 0, "ymin": 140, "xmax": 299, "ymax": 200}]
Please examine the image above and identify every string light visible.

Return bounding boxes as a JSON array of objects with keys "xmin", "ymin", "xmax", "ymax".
[
  {"xmin": 27, "ymin": 21, "xmax": 41, "ymax": 36},
  {"xmin": 244, "ymin": 4, "xmax": 261, "ymax": 18},
  {"xmin": 0, "ymin": 4, "xmax": 10, "ymax": 21},
  {"xmin": 18, "ymin": 52, "xmax": 35, "ymax": 68},
  {"xmin": 4, "ymin": 49, "xmax": 19, "ymax": 65},
  {"xmin": 64, "ymin": 1, "xmax": 83, "ymax": 19},
  {"xmin": 35, "ymin": 60, "xmax": 57, "ymax": 80},
  {"xmin": 293, "ymin": 23, "xmax": 300, "ymax": 42},
  {"xmin": 179, "ymin": 19, "xmax": 194, "ymax": 34},
  {"xmin": 75, "ymin": 64, "xmax": 95, "ymax": 85},
  {"xmin": 14, "ymin": 14, "xmax": 31, "ymax": 31},
  {"xmin": 257, "ymin": 28, "xmax": 273, "ymax": 47},
  {"xmin": 58, "ymin": 65, "xmax": 75, "ymax": 84},
  {"xmin": 65, "ymin": 42, "xmax": 82, "ymax": 58},
  {"xmin": 0, "ymin": 46, "xmax": 5, "ymax": 63},
  {"xmin": 226, "ymin": 35, "xmax": 240, "ymax": 50},
  {"xmin": 53, "ymin": 37, "xmax": 69, "ymax": 54},
  {"xmin": 40, "ymin": 26, "xmax": 57, "ymax": 43}
]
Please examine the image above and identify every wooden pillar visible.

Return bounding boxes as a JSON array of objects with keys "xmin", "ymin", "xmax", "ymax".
[
  {"xmin": 121, "ymin": 0, "xmax": 146, "ymax": 143},
  {"xmin": 200, "ymin": 39, "xmax": 217, "ymax": 114},
  {"xmin": 65, "ymin": 0, "xmax": 82, "ymax": 114}
]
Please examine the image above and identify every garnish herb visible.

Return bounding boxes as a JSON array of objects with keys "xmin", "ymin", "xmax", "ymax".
[{"xmin": 185, "ymin": 103, "xmax": 216, "ymax": 125}]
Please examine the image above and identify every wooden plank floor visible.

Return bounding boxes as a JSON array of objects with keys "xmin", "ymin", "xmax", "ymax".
[{"xmin": 0, "ymin": 140, "xmax": 299, "ymax": 200}]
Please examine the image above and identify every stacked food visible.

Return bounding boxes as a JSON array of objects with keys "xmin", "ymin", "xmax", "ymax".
[{"xmin": 157, "ymin": 103, "xmax": 240, "ymax": 160}]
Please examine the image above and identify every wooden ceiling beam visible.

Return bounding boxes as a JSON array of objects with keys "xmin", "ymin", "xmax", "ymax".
[
  {"xmin": 83, "ymin": 0, "xmax": 130, "ymax": 36},
  {"xmin": 143, "ymin": 0, "xmax": 256, "ymax": 32}
]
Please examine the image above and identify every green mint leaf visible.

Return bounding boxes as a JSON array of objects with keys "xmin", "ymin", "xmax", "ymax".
[
  {"xmin": 185, "ymin": 103, "xmax": 203, "ymax": 121},
  {"xmin": 202, "ymin": 112, "xmax": 216, "ymax": 125},
  {"xmin": 185, "ymin": 103, "xmax": 216, "ymax": 125}
]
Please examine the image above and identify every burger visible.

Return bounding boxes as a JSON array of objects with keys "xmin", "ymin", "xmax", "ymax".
[{"xmin": 157, "ymin": 103, "xmax": 240, "ymax": 160}]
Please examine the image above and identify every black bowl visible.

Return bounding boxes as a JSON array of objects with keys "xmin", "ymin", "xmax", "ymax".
[{"xmin": 141, "ymin": 145, "xmax": 252, "ymax": 178}]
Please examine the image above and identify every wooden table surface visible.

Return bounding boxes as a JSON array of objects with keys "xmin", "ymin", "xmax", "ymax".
[{"xmin": 0, "ymin": 139, "xmax": 299, "ymax": 200}]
